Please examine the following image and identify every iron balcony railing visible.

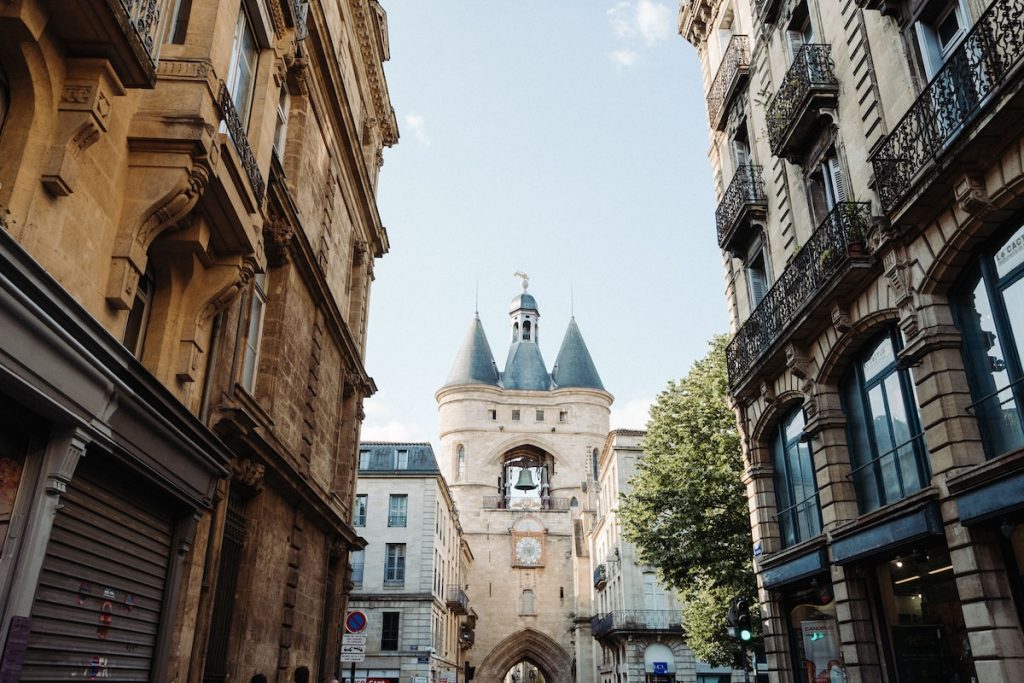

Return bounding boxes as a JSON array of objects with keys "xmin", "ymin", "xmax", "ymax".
[
  {"xmin": 591, "ymin": 610, "xmax": 683, "ymax": 639},
  {"xmin": 707, "ymin": 35, "xmax": 751, "ymax": 130},
  {"xmin": 446, "ymin": 585, "xmax": 469, "ymax": 614},
  {"xmin": 848, "ymin": 433, "xmax": 930, "ymax": 513},
  {"xmin": 716, "ymin": 165, "xmax": 767, "ymax": 248},
  {"xmin": 871, "ymin": 0, "xmax": 1024, "ymax": 213},
  {"xmin": 218, "ymin": 81, "xmax": 266, "ymax": 203},
  {"xmin": 120, "ymin": 0, "xmax": 165, "ymax": 65},
  {"xmin": 726, "ymin": 202, "xmax": 871, "ymax": 388},
  {"xmin": 773, "ymin": 490, "xmax": 823, "ymax": 549},
  {"xmin": 766, "ymin": 45, "xmax": 838, "ymax": 156}
]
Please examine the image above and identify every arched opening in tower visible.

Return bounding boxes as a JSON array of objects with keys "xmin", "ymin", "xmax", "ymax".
[{"xmin": 502, "ymin": 659, "xmax": 545, "ymax": 683}]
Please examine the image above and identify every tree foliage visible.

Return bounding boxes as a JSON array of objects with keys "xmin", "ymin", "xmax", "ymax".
[{"xmin": 618, "ymin": 334, "xmax": 757, "ymax": 666}]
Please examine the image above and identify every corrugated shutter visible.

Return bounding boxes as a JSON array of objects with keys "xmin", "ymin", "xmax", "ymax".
[{"xmin": 21, "ymin": 470, "xmax": 173, "ymax": 681}]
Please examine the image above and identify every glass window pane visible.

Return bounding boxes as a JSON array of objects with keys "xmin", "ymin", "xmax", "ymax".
[
  {"xmin": 862, "ymin": 335, "xmax": 896, "ymax": 384},
  {"xmin": 868, "ymin": 383, "xmax": 903, "ymax": 504},
  {"xmin": 844, "ymin": 373, "xmax": 881, "ymax": 512},
  {"xmin": 994, "ymin": 224, "xmax": 1024, "ymax": 278},
  {"xmin": 885, "ymin": 372, "xmax": 927, "ymax": 496}
]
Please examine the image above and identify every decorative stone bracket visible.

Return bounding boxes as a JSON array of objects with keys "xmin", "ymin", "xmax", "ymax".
[{"xmin": 42, "ymin": 60, "xmax": 126, "ymax": 196}]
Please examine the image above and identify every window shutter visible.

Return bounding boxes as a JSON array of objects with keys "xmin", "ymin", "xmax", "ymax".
[
  {"xmin": 748, "ymin": 265, "xmax": 767, "ymax": 308},
  {"xmin": 827, "ymin": 156, "xmax": 847, "ymax": 206}
]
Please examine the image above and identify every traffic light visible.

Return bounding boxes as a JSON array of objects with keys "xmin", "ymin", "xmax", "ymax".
[{"xmin": 735, "ymin": 598, "xmax": 752, "ymax": 642}]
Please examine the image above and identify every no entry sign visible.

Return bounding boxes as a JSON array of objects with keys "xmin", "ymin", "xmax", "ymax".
[{"xmin": 345, "ymin": 610, "xmax": 368, "ymax": 633}]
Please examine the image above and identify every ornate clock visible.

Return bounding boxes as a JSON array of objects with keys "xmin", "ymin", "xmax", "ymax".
[{"xmin": 514, "ymin": 536, "xmax": 543, "ymax": 566}]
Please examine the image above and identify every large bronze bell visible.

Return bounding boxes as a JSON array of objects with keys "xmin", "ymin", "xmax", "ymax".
[{"xmin": 514, "ymin": 468, "xmax": 537, "ymax": 491}]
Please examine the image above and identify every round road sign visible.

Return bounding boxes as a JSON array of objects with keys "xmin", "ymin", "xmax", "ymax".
[{"xmin": 345, "ymin": 610, "xmax": 368, "ymax": 633}]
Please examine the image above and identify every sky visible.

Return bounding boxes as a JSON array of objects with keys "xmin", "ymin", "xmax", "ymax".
[{"xmin": 361, "ymin": 1, "xmax": 729, "ymax": 448}]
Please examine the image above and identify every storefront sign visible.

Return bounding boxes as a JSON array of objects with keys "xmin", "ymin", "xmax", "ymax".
[
  {"xmin": 801, "ymin": 619, "xmax": 840, "ymax": 680},
  {"xmin": 651, "ymin": 662, "xmax": 669, "ymax": 675}
]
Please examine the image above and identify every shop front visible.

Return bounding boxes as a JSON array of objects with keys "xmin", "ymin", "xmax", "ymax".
[{"xmin": 643, "ymin": 642, "xmax": 676, "ymax": 683}]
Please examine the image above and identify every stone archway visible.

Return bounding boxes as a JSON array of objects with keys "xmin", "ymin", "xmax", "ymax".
[{"xmin": 475, "ymin": 628, "xmax": 573, "ymax": 683}]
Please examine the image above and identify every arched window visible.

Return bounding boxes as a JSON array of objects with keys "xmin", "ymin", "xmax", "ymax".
[
  {"xmin": 457, "ymin": 445, "xmax": 466, "ymax": 481},
  {"xmin": 954, "ymin": 220, "xmax": 1024, "ymax": 457},
  {"xmin": 520, "ymin": 589, "xmax": 535, "ymax": 614},
  {"xmin": 591, "ymin": 448, "xmax": 599, "ymax": 479},
  {"xmin": 522, "ymin": 320, "xmax": 532, "ymax": 341},
  {"xmin": 513, "ymin": 322, "xmax": 519, "ymax": 341},
  {"xmin": 841, "ymin": 329, "xmax": 929, "ymax": 513},
  {"xmin": 771, "ymin": 407, "xmax": 822, "ymax": 547}
]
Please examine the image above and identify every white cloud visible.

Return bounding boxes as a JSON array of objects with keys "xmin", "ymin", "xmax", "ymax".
[
  {"xmin": 607, "ymin": 1, "xmax": 673, "ymax": 47},
  {"xmin": 636, "ymin": 0, "xmax": 673, "ymax": 45},
  {"xmin": 610, "ymin": 49, "xmax": 641, "ymax": 67},
  {"xmin": 361, "ymin": 393, "xmax": 424, "ymax": 443},
  {"xmin": 610, "ymin": 397, "xmax": 653, "ymax": 431},
  {"xmin": 403, "ymin": 113, "xmax": 431, "ymax": 145}
]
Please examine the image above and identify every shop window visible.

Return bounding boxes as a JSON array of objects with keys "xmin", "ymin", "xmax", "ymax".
[
  {"xmin": 781, "ymin": 579, "xmax": 843, "ymax": 683},
  {"xmin": 388, "ymin": 494, "xmax": 407, "ymax": 527},
  {"xmin": 381, "ymin": 611, "xmax": 400, "ymax": 650},
  {"xmin": 841, "ymin": 329, "xmax": 930, "ymax": 513},
  {"xmin": 241, "ymin": 271, "xmax": 267, "ymax": 393},
  {"xmin": 354, "ymin": 494, "xmax": 367, "ymax": 527},
  {"xmin": 771, "ymin": 407, "xmax": 822, "ymax": 548},
  {"xmin": 877, "ymin": 549, "xmax": 975, "ymax": 681},
  {"xmin": 226, "ymin": 6, "xmax": 259, "ymax": 128},
  {"xmin": 953, "ymin": 221, "xmax": 1024, "ymax": 458},
  {"xmin": 384, "ymin": 543, "xmax": 405, "ymax": 584},
  {"xmin": 122, "ymin": 264, "xmax": 155, "ymax": 360}
]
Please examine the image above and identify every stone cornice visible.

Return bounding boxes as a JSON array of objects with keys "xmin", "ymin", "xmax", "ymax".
[
  {"xmin": 679, "ymin": 0, "xmax": 721, "ymax": 47},
  {"xmin": 351, "ymin": 0, "xmax": 398, "ymax": 146}
]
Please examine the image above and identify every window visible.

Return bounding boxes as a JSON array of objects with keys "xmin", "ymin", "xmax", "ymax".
[
  {"xmin": 591, "ymin": 448, "xmax": 600, "ymax": 480},
  {"xmin": 350, "ymin": 549, "xmax": 364, "ymax": 587},
  {"xmin": 384, "ymin": 543, "xmax": 406, "ymax": 584},
  {"xmin": 915, "ymin": 0, "xmax": 970, "ymax": 78},
  {"xmin": 559, "ymin": 410, "xmax": 568, "ymax": 423},
  {"xmin": 488, "ymin": 409, "xmax": 497, "ymax": 421},
  {"xmin": 512, "ymin": 409, "xmax": 521, "ymax": 421},
  {"xmin": 381, "ymin": 611, "xmax": 399, "ymax": 650},
  {"xmin": 535, "ymin": 409, "xmax": 544, "ymax": 421},
  {"xmin": 161, "ymin": 0, "xmax": 191, "ymax": 44},
  {"xmin": 397, "ymin": 449, "xmax": 409, "ymax": 469},
  {"xmin": 954, "ymin": 222, "xmax": 1024, "ymax": 457},
  {"xmin": 457, "ymin": 445, "xmax": 466, "ymax": 481},
  {"xmin": 522, "ymin": 320, "xmax": 532, "ymax": 341},
  {"xmin": 786, "ymin": 5, "xmax": 815, "ymax": 60},
  {"xmin": 771, "ymin": 407, "xmax": 822, "ymax": 547},
  {"xmin": 388, "ymin": 494, "xmax": 408, "ymax": 527},
  {"xmin": 732, "ymin": 125, "xmax": 751, "ymax": 172},
  {"xmin": 520, "ymin": 589, "xmax": 535, "ymax": 615},
  {"xmin": 744, "ymin": 240, "xmax": 771, "ymax": 311},
  {"xmin": 354, "ymin": 494, "xmax": 367, "ymax": 527},
  {"xmin": 241, "ymin": 272, "xmax": 268, "ymax": 393},
  {"xmin": 841, "ymin": 330, "xmax": 929, "ymax": 513},
  {"xmin": 359, "ymin": 449, "xmax": 370, "ymax": 470},
  {"xmin": 226, "ymin": 7, "xmax": 259, "ymax": 128},
  {"xmin": 123, "ymin": 264, "xmax": 155, "ymax": 359},
  {"xmin": 273, "ymin": 85, "xmax": 290, "ymax": 157},
  {"xmin": 807, "ymin": 150, "xmax": 846, "ymax": 225}
]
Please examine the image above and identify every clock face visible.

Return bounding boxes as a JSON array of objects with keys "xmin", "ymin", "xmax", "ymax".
[{"xmin": 515, "ymin": 536, "xmax": 542, "ymax": 565}]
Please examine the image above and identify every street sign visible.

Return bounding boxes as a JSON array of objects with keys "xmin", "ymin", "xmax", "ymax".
[
  {"xmin": 417, "ymin": 657, "xmax": 429, "ymax": 664},
  {"xmin": 341, "ymin": 644, "xmax": 366, "ymax": 656},
  {"xmin": 341, "ymin": 652, "xmax": 366, "ymax": 663},
  {"xmin": 345, "ymin": 610, "xmax": 368, "ymax": 633},
  {"xmin": 343, "ymin": 634, "xmax": 368, "ymax": 645}
]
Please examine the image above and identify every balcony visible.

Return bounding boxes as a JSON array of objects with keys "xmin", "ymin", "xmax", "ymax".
[
  {"xmin": 766, "ymin": 45, "xmax": 839, "ymax": 161},
  {"xmin": 218, "ymin": 81, "xmax": 266, "ymax": 203},
  {"xmin": 591, "ymin": 611, "xmax": 684, "ymax": 640},
  {"xmin": 446, "ymin": 585, "xmax": 469, "ymax": 615},
  {"xmin": 870, "ymin": 0, "xmax": 1024, "ymax": 218},
  {"xmin": 48, "ymin": 0, "xmax": 167, "ymax": 87},
  {"xmin": 716, "ymin": 165, "xmax": 768, "ymax": 252},
  {"xmin": 594, "ymin": 564, "xmax": 608, "ymax": 589},
  {"xmin": 726, "ymin": 202, "xmax": 874, "ymax": 395},
  {"xmin": 707, "ymin": 36, "xmax": 751, "ymax": 131}
]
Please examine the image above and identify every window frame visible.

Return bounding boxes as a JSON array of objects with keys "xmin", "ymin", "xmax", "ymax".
[
  {"xmin": 914, "ymin": 0, "xmax": 971, "ymax": 79},
  {"xmin": 770, "ymin": 406, "xmax": 823, "ymax": 548},
  {"xmin": 841, "ymin": 328, "xmax": 930, "ymax": 513},
  {"xmin": 240, "ymin": 271, "xmax": 268, "ymax": 393},
  {"xmin": 123, "ymin": 264, "xmax": 155, "ymax": 360},
  {"xmin": 381, "ymin": 611, "xmax": 400, "ymax": 651},
  {"xmin": 387, "ymin": 494, "xmax": 408, "ymax": 528},
  {"xmin": 384, "ymin": 543, "xmax": 406, "ymax": 584},
  {"xmin": 353, "ymin": 494, "xmax": 367, "ymax": 527},
  {"xmin": 226, "ymin": 6, "xmax": 260, "ymax": 130}
]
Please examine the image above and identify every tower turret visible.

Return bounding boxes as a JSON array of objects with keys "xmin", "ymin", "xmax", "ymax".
[{"xmin": 502, "ymin": 274, "xmax": 550, "ymax": 390}]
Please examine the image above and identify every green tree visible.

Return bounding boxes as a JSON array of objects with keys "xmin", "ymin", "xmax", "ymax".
[{"xmin": 618, "ymin": 334, "xmax": 757, "ymax": 667}]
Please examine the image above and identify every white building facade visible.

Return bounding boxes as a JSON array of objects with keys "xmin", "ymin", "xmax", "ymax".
[{"xmin": 347, "ymin": 443, "xmax": 475, "ymax": 683}]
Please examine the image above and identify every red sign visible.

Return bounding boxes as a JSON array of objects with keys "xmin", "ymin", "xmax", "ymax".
[{"xmin": 345, "ymin": 610, "xmax": 368, "ymax": 633}]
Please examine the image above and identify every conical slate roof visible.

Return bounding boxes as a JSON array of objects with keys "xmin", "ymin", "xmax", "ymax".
[
  {"xmin": 444, "ymin": 315, "xmax": 501, "ymax": 387},
  {"xmin": 502, "ymin": 342, "xmax": 552, "ymax": 391},
  {"xmin": 551, "ymin": 317, "xmax": 605, "ymax": 390}
]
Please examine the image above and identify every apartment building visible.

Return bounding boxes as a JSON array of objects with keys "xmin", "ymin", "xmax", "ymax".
[
  {"xmin": 679, "ymin": 0, "xmax": 1024, "ymax": 680},
  {"xmin": 0, "ymin": 0, "xmax": 394, "ymax": 679}
]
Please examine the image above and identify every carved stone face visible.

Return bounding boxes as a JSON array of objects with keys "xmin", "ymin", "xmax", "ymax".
[{"xmin": 514, "ymin": 536, "xmax": 542, "ymax": 566}]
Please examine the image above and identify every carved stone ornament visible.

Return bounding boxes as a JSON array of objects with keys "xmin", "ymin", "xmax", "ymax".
[
  {"xmin": 953, "ymin": 172, "xmax": 993, "ymax": 216},
  {"xmin": 351, "ymin": 1, "xmax": 398, "ymax": 145},
  {"xmin": 760, "ymin": 381, "xmax": 776, "ymax": 405},
  {"xmin": 230, "ymin": 457, "xmax": 266, "ymax": 492},
  {"xmin": 264, "ymin": 212, "xmax": 295, "ymax": 265},
  {"xmin": 865, "ymin": 215, "xmax": 898, "ymax": 256},
  {"xmin": 352, "ymin": 240, "xmax": 369, "ymax": 266},
  {"xmin": 882, "ymin": 245, "xmax": 920, "ymax": 340},
  {"xmin": 785, "ymin": 344, "xmax": 818, "ymax": 418},
  {"xmin": 831, "ymin": 303, "xmax": 851, "ymax": 335}
]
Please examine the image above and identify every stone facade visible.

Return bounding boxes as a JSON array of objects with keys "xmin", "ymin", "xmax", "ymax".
[
  {"xmin": 347, "ymin": 442, "xmax": 474, "ymax": 683},
  {"xmin": 586, "ymin": 430, "xmax": 741, "ymax": 683},
  {"xmin": 436, "ymin": 286, "xmax": 613, "ymax": 683},
  {"xmin": 0, "ymin": 0, "xmax": 395, "ymax": 680},
  {"xmin": 680, "ymin": 0, "xmax": 1024, "ymax": 680}
]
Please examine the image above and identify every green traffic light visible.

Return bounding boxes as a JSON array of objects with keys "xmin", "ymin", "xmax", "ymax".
[{"xmin": 740, "ymin": 629, "xmax": 752, "ymax": 641}]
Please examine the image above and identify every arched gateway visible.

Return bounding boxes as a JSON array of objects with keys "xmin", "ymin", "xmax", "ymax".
[
  {"xmin": 436, "ymin": 281, "xmax": 612, "ymax": 683},
  {"xmin": 476, "ymin": 628, "xmax": 573, "ymax": 683}
]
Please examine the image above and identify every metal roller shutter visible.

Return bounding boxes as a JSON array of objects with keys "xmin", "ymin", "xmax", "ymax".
[{"xmin": 21, "ymin": 469, "xmax": 174, "ymax": 681}]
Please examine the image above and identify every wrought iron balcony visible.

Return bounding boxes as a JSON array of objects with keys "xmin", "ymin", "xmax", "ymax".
[
  {"xmin": 219, "ymin": 81, "xmax": 266, "ymax": 203},
  {"xmin": 766, "ymin": 45, "xmax": 839, "ymax": 160},
  {"xmin": 594, "ymin": 564, "xmax": 608, "ymax": 589},
  {"xmin": 726, "ymin": 202, "xmax": 874, "ymax": 394},
  {"xmin": 707, "ymin": 36, "xmax": 750, "ymax": 131},
  {"xmin": 716, "ymin": 165, "xmax": 768, "ymax": 251},
  {"xmin": 871, "ymin": 0, "xmax": 1024, "ymax": 216},
  {"xmin": 591, "ymin": 611, "xmax": 683, "ymax": 640},
  {"xmin": 446, "ymin": 585, "xmax": 469, "ymax": 615},
  {"xmin": 47, "ymin": 0, "xmax": 167, "ymax": 87}
]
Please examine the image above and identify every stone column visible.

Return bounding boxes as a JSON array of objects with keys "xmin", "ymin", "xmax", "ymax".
[{"xmin": 831, "ymin": 565, "xmax": 883, "ymax": 683}]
